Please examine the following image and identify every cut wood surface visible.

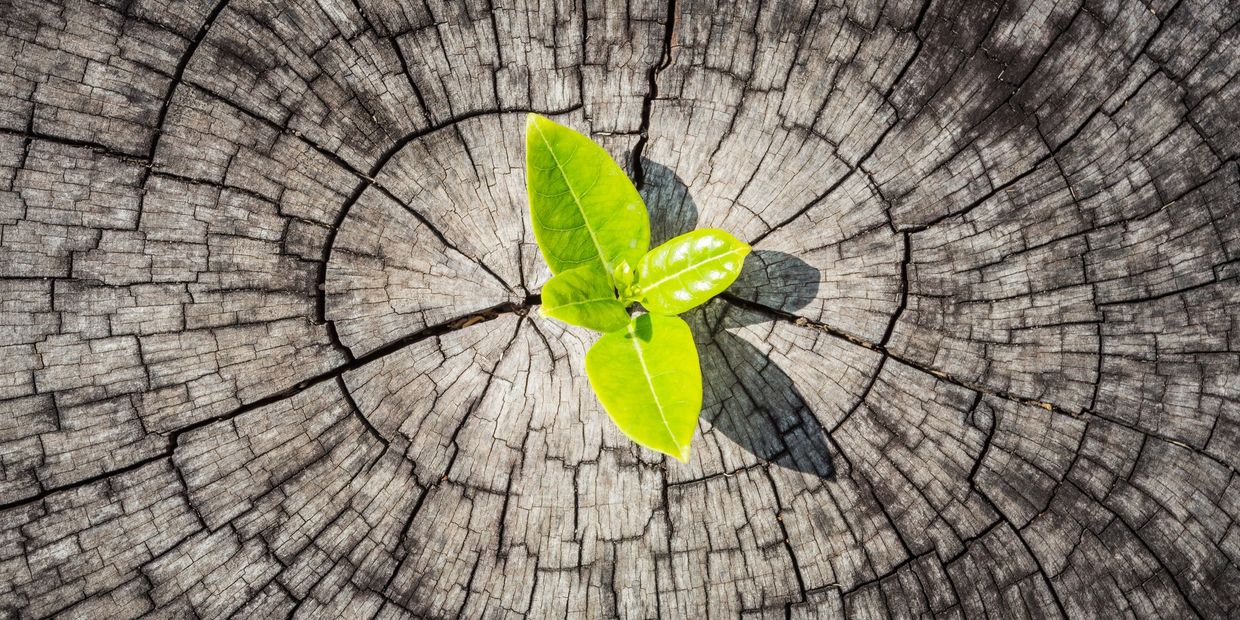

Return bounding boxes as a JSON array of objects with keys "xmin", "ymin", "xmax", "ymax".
[{"xmin": 1, "ymin": 0, "xmax": 1238, "ymax": 617}]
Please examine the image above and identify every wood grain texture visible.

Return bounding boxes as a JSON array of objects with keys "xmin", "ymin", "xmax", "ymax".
[{"xmin": 1, "ymin": 0, "xmax": 1238, "ymax": 617}]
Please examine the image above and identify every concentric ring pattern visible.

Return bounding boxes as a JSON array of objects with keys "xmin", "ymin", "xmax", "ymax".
[{"xmin": 1, "ymin": 0, "xmax": 1238, "ymax": 617}]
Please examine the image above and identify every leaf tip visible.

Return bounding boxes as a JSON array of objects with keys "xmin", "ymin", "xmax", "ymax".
[{"xmin": 674, "ymin": 445, "xmax": 691, "ymax": 463}]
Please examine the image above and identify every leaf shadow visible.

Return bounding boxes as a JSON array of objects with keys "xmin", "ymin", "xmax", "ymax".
[
  {"xmin": 640, "ymin": 158, "xmax": 699, "ymax": 247},
  {"xmin": 641, "ymin": 157, "xmax": 833, "ymax": 479}
]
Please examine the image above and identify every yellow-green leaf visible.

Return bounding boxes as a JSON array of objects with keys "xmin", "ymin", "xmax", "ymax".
[
  {"xmin": 539, "ymin": 264, "xmax": 631, "ymax": 333},
  {"xmin": 585, "ymin": 313, "xmax": 702, "ymax": 461},
  {"xmin": 526, "ymin": 114, "xmax": 650, "ymax": 278},
  {"xmin": 637, "ymin": 228, "xmax": 751, "ymax": 315}
]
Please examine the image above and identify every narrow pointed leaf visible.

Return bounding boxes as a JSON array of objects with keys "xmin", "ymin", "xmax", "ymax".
[
  {"xmin": 637, "ymin": 228, "xmax": 751, "ymax": 315},
  {"xmin": 585, "ymin": 313, "xmax": 701, "ymax": 461},
  {"xmin": 539, "ymin": 264, "xmax": 631, "ymax": 333},
  {"xmin": 526, "ymin": 113, "xmax": 650, "ymax": 277}
]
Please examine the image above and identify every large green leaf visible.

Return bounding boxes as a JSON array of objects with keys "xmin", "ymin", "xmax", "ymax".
[
  {"xmin": 526, "ymin": 114, "xmax": 650, "ymax": 277},
  {"xmin": 585, "ymin": 313, "xmax": 702, "ymax": 461},
  {"xmin": 636, "ymin": 228, "xmax": 751, "ymax": 315},
  {"xmin": 539, "ymin": 264, "xmax": 631, "ymax": 333}
]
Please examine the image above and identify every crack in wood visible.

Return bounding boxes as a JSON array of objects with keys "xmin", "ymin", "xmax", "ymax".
[{"xmin": 2, "ymin": 0, "xmax": 1238, "ymax": 615}]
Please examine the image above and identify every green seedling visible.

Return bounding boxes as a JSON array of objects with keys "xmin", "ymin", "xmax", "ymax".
[{"xmin": 526, "ymin": 114, "xmax": 750, "ymax": 461}]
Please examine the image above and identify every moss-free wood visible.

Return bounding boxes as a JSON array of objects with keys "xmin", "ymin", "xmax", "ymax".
[{"xmin": 1, "ymin": 0, "xmax": 1238, "ymax": 617}]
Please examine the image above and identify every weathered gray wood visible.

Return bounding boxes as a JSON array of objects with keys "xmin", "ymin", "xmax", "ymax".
[{"xmin": 1, "ymin": 0, "xmax": 1238, "ymax": 617}]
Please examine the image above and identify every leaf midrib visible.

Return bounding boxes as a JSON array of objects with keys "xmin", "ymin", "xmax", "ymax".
[
  {"xmin": 641, "ymin": 247, "xmax": 747, "ymax": 293},
  {"xmin": 532, "ymin": 122, "xmax": 609, "ymax": 273},
  {"xmin": 547, "ymin": 296, "xmax": 622, "ymax": 311},
  {"xmin": 627, "ymin": 321, "xmax": 679, "ymax": 452}
]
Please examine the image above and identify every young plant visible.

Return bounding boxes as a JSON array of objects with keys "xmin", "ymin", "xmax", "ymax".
[{"xmin": 526, "ymin": 114, "xmax": 750, "ymax": 461}]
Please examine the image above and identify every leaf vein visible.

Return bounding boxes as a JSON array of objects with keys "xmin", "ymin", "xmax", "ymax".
[
  {"xmin": 627, "ymin": 322, "xmax": 678, "ymax": 452},
  {"xmin": 532, "ymin": 121, "xmax": 609, "ymax": 273},
  {"xmin": 642, "ymin": 247, "xmax": 747, "ymax": 294}
]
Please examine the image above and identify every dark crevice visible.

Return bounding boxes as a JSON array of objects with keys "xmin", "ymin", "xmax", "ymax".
[
  {"xmin": 941, "ymin": 519, "xmax": 1006, "ymax": 567},
  {"xmin": 347, "ymin": 0, "xmax": 433, "ymax": 123},
  {"xmin": 762, "ymin": 467, "xmax": 808, "ymax": 605},
  {"xmin": 829, "ymin": 355, "xmax": 888, "ymax": 435},
  {"xmin": 963, "ymin": 392, "xmax": 993, "ymax": 485},
  {"xmin": 370, "ymin": 182, "xmax": 515, "ymax": 297},
  {"xmin": 0, "ymin": 452, "xmax": 170, "ymax": 513},
  {"xmin": 337, "ymin": 375, "xmax": 388, "ymax": 449},
  {"xmin": 1096, "ymin": 272, "xmax": 1235, "ymax": 306},
  {"xmin": 884, "ymin": 0, "xmax": 933, "ymax": 98},
  {"xmin": 1108, "ymin": 505, "xmax": 1209, "ymax": 619},
  {"xmin": 494, "ymin": 464, "xmax": 516, "ymax": 559},
  {"xmin": 315, "ymin": 103, "xmax": 581, "ymax": 338},
  {"xmin": 665, "ymin": 461, "xmax": 768, "ymax": 488},
  {"xmin": 880, "ymin": 231, "xmax": 912, "ymax": 347},
  {"xmin": 752, "ymin": 162, "xmax": 860, "ymax": 247},
  {"xmin": 967, "ymin": 477, "xmax": 1070, "ymax": 618},
  {"xmin": 1079, "ymin": 408, "xmax": 1237, "ymax": 476},
  {"xmin": 897, "ymin": 152, "xmax": 1056, "ymax": 234},
  {"xmin": 147, "ymin": 0, "xmax": 232, "ymax": 157},
  {"xmin": 0, "ymin": 298, "xmax": 535, "ymax": 514},
  {"xmin": 822, "ymin": 357, "xmax": 921, "ymax": 563},
  {"xmin": 655, "ymin": 467, "xmax": 675, "ymax": 618},
  {"xmin": 437, "ymin": 316, "xmax": 525, "ymax": 481},
  {"xmin": 133, "ymin": 0, "xmax": 233, "ymax": 238},
  {"xmin": 720, "ymin": 293, "xmax": 1075, "ymax": 417},
  {"xmin": 456, "ymin": 553, "xmax": 484, "ymax": 617},
  {"xmin": 368, "ymin": 481, "xmax": 434, "ymax": 618},
  {"xmin": 631, "ymin": 0, "xmax": 678, "ymax": 189},
  {"xmin": 0, "ymin": 126, "xmax": 149, "ymax": 163},
  {"xmin": 169, "ymin": 456, "xmax": 212, "ymax": 531}
]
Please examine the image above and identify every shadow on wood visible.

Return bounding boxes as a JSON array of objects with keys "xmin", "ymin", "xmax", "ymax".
[
  {"xmin": 694, "ymin": 265, "xmax": 834, "ymax": 479},
  {"xmin": 643, "ymin": 157, "xmax": 832, "ymax": 478},
  {"xmin": 641, "ymin": 158, "xmax": 701, "ymax": 247}
]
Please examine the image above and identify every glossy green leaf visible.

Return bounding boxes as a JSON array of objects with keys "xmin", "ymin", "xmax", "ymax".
[
  {"xmin": 612, "ymin": 259, "xmax": 635, "ymax": 289},
  {"xmin": 539, "ymin": 264, "xmax": 631, "ymax": 333},
  {"xmin": 636, "ymin": 228, "xmax": 751, "ymax": 315},
  {"xmin": 585, "ymin": 313, "xmax": 702, "ymax": 461},
  {"xmin": 526, "ymin": 114, "xmax": 650, "ymax": 277}
]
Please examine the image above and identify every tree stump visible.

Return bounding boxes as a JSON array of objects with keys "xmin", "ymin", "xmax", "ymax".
[{"xmin": 2, "ymin": 0, "xmax": 1238, "ymax": 617}]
